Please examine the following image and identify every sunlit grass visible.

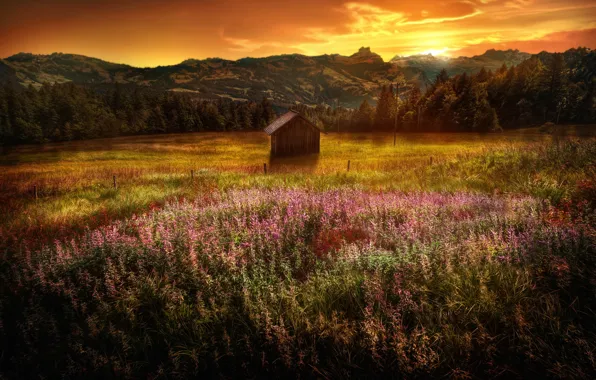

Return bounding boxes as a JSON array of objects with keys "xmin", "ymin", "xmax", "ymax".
[
  {"xmin": 0, "ymin": 130, "xmax": 592, "ymax": 246},
  {"xmin": 3, "ymin": 188, "xmax": 594, "ymax": 378},
  {"xmin": 1, "ymin": 129, "xmax": 595, "ymax": 378}
]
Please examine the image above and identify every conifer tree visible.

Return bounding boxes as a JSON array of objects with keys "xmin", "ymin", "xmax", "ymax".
[
  {"xmin": 374, "ymin": 85, "xmax": 392, "ymax": 131},
  {"xmin": 353, "ymin": 100, "xmax": 374, "ymax": 131}
]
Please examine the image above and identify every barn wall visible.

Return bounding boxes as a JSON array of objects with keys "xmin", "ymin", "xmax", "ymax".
[{"xmin": 271, "ymin": 118, "xmax": 320, "ymax": 156}]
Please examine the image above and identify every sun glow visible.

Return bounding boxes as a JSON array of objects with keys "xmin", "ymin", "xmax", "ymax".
[
  {"xmin": 418, "ymin": 47, "xmax": 451, "ymax": 56},
  {"xmin": 0, "ymin": 0, "xmax": 594, "ymax": 66}
]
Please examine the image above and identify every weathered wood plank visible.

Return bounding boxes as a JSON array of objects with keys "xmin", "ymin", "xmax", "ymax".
[{"xmin": 270, "ymin": 116, "xmax": 320, "ymax": 156}]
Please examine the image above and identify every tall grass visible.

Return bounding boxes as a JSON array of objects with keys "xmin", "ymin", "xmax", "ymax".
[
  {"xmin": 1, "ymin": 189, "xmax": 594, "ymax": 378},
  {"xmin": 0, "ymin": 132, "xmax": 593, "ymax": 248},
  {"xmin": 1, "ymin": 131, "xmax": 595, "ymax": 378}
]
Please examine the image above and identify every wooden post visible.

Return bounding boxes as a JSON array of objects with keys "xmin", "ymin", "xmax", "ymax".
[
  {"xmin": 417, "ymin": 104, "xmax": 421, "ymax": 129},
  {"xmin": 347, "ymin": 160, "xmax": 350, "ymax": 172},
  {"xmin": 394, "ymin": 83, "xmax": 399, "ymax": 146},
  {"xmin": 113, "ymin": 175, "xmax": 117, "ymax": 189},
  {"xmin": 429, "ymin": 156, "xmax": 433, "ymax": 165},
  {"xmin": 34, "ymin": 185, "xmax": 38, "ymax": 200},
  {"xmin": 263, "ymin": 163, "xmax": 267, "ymax": 174},
  {"xmin": 336, "ymin": 98, "xmax": 340, "ymax": 133}
]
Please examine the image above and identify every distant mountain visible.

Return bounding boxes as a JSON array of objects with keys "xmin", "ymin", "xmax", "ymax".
[
  {"xmin": 0, "ymin": 47, "xmax": 409, "ymax": 108},
  {"xmin": 4, "ymin": 52, "xmax": 132, "ymax": 86},
  {"xmin": 390, "ymin": 49, "xmax": 531, "ymax": 82},
  {"xmin": 1, "ymin": 47, "xmax": 580, "ymax": 107}
]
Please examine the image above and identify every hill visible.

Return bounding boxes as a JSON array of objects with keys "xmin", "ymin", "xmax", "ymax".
[
  {"xmin": 1, "ymin": 47, "xmax": 592, "ymax": 107},
  {"xmin": 1, "ymin": 48, "xmax": 406, "ymax": 108},
  {"xmin": 390, "ymin": 49, "xmax": 531, "ymax": 80}
]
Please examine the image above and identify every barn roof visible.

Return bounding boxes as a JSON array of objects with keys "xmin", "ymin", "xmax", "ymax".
[{"xmin": 264, "ymin": 111, "xmax": 321, "ymax": 135}]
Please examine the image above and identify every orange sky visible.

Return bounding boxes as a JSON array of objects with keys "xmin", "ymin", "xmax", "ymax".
[{"xmin": 1, "ymin": 0, "xmax": 595, "ymax": 67}]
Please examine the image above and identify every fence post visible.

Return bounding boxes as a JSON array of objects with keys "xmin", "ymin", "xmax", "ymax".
[
  {"xmin": 417, "ymin": 105, "xmax": 421, "ymax": 129},
  {"xmin": 34, "ymin": 185, "xmax": 38, "ymax": 200},
  {"xmin": 263, "ymin": 163, "xmax": 267, "ymax": 174},
  {"xmin": 113, "ymin": 175, "xmax": 117, "ymax": 189},
  {"xmin": 347, "ymin": 160, "xmax": 350, "ymax": 172},
  {"xmin": 429, "ymin": 156, "xmax": 433, "ymax": 165}
]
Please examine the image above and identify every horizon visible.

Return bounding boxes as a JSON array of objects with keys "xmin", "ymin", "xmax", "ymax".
[
  {"xmin": 1, "ymin": 0, "xmax": 595, "ymax": 67},
  {"xmin": 3, "ymin": 45, "xmax": 590, "ymax": 69}
]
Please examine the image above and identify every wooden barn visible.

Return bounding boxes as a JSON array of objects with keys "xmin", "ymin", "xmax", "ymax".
[{"xmin": 264, "ymin": 111, "xmax": 321, "ymax": 156}]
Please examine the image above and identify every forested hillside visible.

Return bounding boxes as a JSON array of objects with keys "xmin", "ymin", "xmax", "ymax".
[
  {"xmin": 351, "ymin": 47, "xmax": 595, "ymax": 132},
  {"xmin": 390, "ymin": 49, "xmax": 531, "ymax": 81},
  {"xmin": 0, "ymin": 48, "xmax": 594, "ymax": 145},
  {"xmin": 0, "ymin": 48, "xmax": 404, "ymax": 108},
  {"xmin": 0, "ymin": 47, "xmax": 574, "ymax": 108}
]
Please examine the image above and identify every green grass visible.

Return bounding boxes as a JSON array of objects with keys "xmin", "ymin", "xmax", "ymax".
[
  {"xmin": 0, "ymin": 130, "xmax": 592, "ymax": 247},
  {"xmin": 1, "ymin": 129, "xmax": 595, "ymax": 378}
]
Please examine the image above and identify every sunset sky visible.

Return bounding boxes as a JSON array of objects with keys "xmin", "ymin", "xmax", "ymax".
[{"xmin": 1, "ymin": 0, "xmax": 595, "ymax": 67}]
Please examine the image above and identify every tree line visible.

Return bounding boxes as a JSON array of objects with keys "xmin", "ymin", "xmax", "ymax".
[
  {"xmin": 0, "ymin": 84, "xmax": 278, "ymax": 145},
  {"xmin": 347, "ymin": 47, "xmax": 595, "ymax": 132},
  {"xmin": 0, "ymin": 48, "xmax": 593, "ymax": 145}
]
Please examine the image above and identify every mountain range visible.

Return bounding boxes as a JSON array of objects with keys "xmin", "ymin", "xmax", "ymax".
[
  {"xmin": 0, "ymin": 47, "xmax": 579, "ymax": 108},
  {"xmin": 390, "ymin": 49, "xmax": 531, "ymax": 82}
]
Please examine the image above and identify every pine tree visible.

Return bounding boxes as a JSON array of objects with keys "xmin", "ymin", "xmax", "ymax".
[
  {"xmin": 148, "ymin": 105, "xmax": 167, "ymax": 133},
  {"xmin": 407, "ymin": 84, "xmax": 421, "ymax": 108},
  {"xmin": 540, "ymin": 53, "xmax": 567, "ymax": 122},
  {"xmin": 353, "ymin": 100, "xmax": 374, "ymax": 131},
  {"xmin": 434, "ymin": 69, "xmax": 449, "ymax": 87},
  {"xmin": 261, "ymin": 97, "xmax": 275, "ymax": 125},
  {"xmin": 476, "ymin": 67, "xmax": 490, "ymax": 83},
  {"xmin": 497, "ymin": 63, "xmax": 508, "ymax": 75},
  {"xmin": 226, "ymin": 106, "xmax": 240, "ymax": 130},
  {"xmin": 374, "ymin": 85, "xmax": 393, "ymax": 131},
  {"xmin": 239, "ymin": 103, "xmax": 253, "ymax": 130},
  {"xmin": 203, "ymin": 102, "xmax": 225, "ymax": 131}
]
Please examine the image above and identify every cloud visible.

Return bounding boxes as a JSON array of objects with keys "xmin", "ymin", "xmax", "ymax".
[
  {"xmin": 452, "ymin": 28, "xmax": 596, "ymax": 56},
  {"xmin": 505, "ymin": 0, "xmax": 534, "ymax": 9},
  {"xmin": 0, "ymin": 0, "xmax": 594, "ymax": 66}
]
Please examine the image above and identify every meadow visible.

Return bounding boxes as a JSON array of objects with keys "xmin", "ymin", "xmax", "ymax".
[
  {"xmin": 0, "ymin": 130, "xmax": 591, "ymax": 247},
  {"xmin": 1, "ymin": 130, "xmax": 595, "ymax": 378}
]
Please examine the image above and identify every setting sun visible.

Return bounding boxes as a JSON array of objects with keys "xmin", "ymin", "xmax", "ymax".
[{"xmin": 417, "ymin": 47, "xmax": 451, "ymax": 56}]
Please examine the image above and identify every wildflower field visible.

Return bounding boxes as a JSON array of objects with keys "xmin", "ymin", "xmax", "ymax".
[{"xmin": 1, "ymin": 130, "xmax": 595, "ymax": 378}]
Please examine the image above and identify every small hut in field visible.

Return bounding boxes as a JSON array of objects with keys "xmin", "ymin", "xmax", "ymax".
[{"xmin": 264, "ymin": 111, "xmax": 321, "ymax": 156}]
